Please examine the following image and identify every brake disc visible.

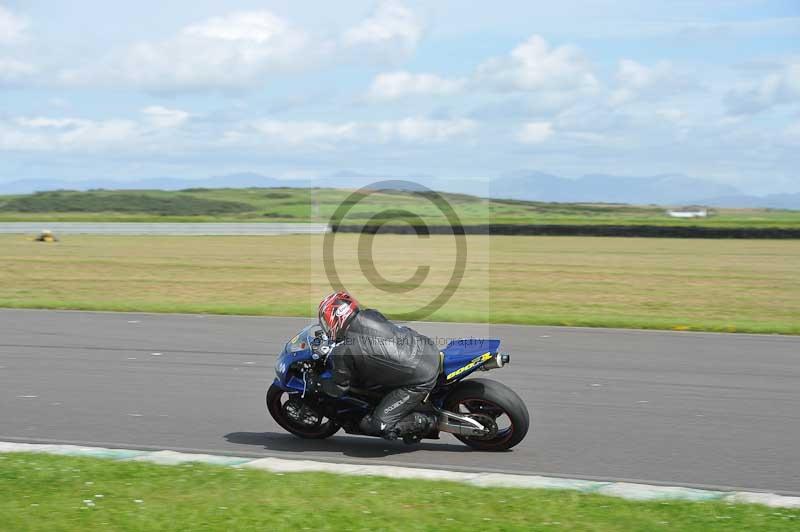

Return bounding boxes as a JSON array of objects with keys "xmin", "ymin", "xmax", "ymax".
[{"xmin": 283, "ymin": 398, "xmax": 322, "ymax": 427}]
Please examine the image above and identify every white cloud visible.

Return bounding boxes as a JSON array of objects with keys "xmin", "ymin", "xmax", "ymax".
[
  {"xmin": 0, "ymin": 7, "xmax": 34, "ymax": 85},
  {"xmin": 550, "ymin": 98, "xmax": 700, "ymax": 150},
  {"xmin": 15, "ymin": 117, "xmax": 81, "ymax": 128},
  {"xmin": 0, "ymin": 6, "xmax": 27, "ymax": 44},
  {"xmin": 476, "ymin": 35, "xmax": 598, "ymax": 93},
  {"xmin": 0, "ymin": 57, "xmax": 36, "ymax": 83},
  {"xmin": 183, "ymin": 11, "xmax": 290, "ymax": 43},
  {"xmin": 517, "ymin": 122, "xmax": 554, "ymax": 144},
  {"xmin": 367, "ymin": 71, "xmax": 465, "ymax": 101},
  {"xmin": 249, "ymin": 120, "xmax": 359, "ymax": 144},
  {"xmin": 343, "ymin": 1, "xmax": 422, "ymax": 57},
  {"xmin": 610, "ymin": 59, "xmax": 690, "ymax": 105},
  {"xmin": 1, "ymin": 116, "xmax": 139, "ymax": 152},
  {"xmin": 2, "ymin": 112, "xmax": 477, "ymax": 154},
  {"xmin": 617, "ymin": 59, "xmax": 662, "ymax": 90},
  {"xmin": 142, "ymin": 106, "xmax": 191, "ymax": 128},
  {"xmin": 229, "ymin": 117, "xmax": 476, "ymax": 146},
  {"xmin": 375, "ymin": 117, "xmax": 476, "ymax": 142},
  {"xmin": 61, "ymin": 11, "xmax": 310, "ymax": 91},
  {"xmin": 56, "ymin": 120, "xmax": 138, "ymax": 150},
  {"xmin": 725, "ymin": 61, "xmax": 800, "ymax": 115},
  {"xmin": 1, "ymin": 110, "xmax": 197, "ymax": 152}
]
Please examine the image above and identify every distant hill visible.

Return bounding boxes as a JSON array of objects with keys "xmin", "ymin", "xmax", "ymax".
[
  {"xmin": 1, "ymin": 191, "xmax": 253, "ymax": 215},
  {"xmin": 2, "ymin": 187, "xmax": 799, "ymax": 227},
  {"xmin": 1, "ymin": 171, "xmax": 798, "ymax": 209},
  {"xmin": 489, "ymin": 171, "xmax": 741, "ymax": 205},
  {"xmin": 699, "ymin": 193, "xmax": 800, "ymax": 210}
]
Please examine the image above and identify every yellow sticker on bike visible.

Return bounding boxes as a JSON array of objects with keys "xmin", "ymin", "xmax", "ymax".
[{"xmin": 446, "ymin": 352, "xmax": 493, "ymax": 380}]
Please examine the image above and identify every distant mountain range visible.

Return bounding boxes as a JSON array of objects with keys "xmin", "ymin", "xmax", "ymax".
[
  {"xmin": 489, "ymin": 171, "xmax": 743, "ymax": 205},
  {"xmin": 689, "ymin": 193, "xmax": 800, "ymax": 210},
  {"xmin": 1, "ymin": 171, "xmax": 798, "ymax": 209},
  {"xmin": 0, "ymin": 173, "xmax": 289, "ymax": 195}
]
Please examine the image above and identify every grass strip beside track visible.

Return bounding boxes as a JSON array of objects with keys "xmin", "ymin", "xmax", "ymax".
[
  {"xmin": 1, "ymin": 234, "xmax": 799, "ymax": 334},
  {"xmin": 2, "ymin": 453, "xmax": 799, "ymax": 531}
]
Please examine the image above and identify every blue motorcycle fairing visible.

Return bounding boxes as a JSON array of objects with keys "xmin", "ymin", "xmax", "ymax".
[
  {"xmin": 273, "ymin": 323, "xmax": 321, "ymax": 393},
  {"xmin": 441, "ymin": 338, "xmax": 501, "ymax": 382},
  {"xmin": 272, "ymin": 324, "xmax": 502, "ymax": 394}
]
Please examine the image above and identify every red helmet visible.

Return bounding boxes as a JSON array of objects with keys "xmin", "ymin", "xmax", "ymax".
[{"xmin": 318, "ymin": 291, "xmax": 360, "ymax": 341}]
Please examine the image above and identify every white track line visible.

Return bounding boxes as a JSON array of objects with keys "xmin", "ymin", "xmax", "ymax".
[{"xmin": 1, "ymin": 441, "xmax": 798, "ymax": 508}]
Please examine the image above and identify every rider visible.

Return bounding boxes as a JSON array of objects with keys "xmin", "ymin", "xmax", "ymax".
[{"xmin": 317, "ymin": 291, "xmax": 439, "ymax": 441}]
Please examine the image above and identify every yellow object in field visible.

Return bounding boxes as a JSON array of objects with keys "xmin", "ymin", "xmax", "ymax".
[{"xmin": 35, "ymin": 230, "xmax": 58, "ymax": 243}]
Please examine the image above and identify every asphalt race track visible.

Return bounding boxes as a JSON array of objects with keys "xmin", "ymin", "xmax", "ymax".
[{"xmin": 1, "ymin": 309, "xmax": 799, "ymax": 494}]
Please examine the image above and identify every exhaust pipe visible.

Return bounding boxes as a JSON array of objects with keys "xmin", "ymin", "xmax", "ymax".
[{"xmin": 481, "ymin": 352, "xmax": 510, "ymax": 370}]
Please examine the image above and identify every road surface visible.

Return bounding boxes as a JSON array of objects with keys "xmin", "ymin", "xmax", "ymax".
[
  {"xmin": 0, "ymin": 222, "xmax": 329, "ymax": 235},
  {"xmin": 1, "ymin": 309, "xmax": 798, "ymax": 494}
]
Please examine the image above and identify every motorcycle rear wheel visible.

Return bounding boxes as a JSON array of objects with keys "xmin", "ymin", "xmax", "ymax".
[
  {"xmin": 266, "ymin": 384, "xmax": 341, "ymax": 439},
  {"xmin": 444, "ymin": 378, "xmax": 529, "ymax": 451}
]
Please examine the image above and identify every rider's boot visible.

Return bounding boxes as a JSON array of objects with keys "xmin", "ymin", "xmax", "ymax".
[
  {"xmin": 359, "ymin": 412, "xmax": 435, "ymax": 442},
  {"xmin": 392, "ymin": 412, "xmax": 436, "ymax": 443}
]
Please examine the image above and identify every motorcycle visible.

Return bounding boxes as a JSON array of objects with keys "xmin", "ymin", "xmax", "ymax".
[{"xmin": 267, "ymin": 324, "xmax": 530, "ymax": 451}]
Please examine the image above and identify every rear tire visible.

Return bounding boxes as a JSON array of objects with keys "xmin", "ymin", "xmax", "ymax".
[
  {"xmin": 266, "ymin": 384, "xmax": 340, "ymax": 439},
  {"xmin": 444, "ymin": 378, "xmax": 529, "ymax": 451}
]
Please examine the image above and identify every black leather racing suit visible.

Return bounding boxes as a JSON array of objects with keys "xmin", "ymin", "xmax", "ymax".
[{"xmin": 329, "ymin": 309, "xmax": 440, "ymax": 436}]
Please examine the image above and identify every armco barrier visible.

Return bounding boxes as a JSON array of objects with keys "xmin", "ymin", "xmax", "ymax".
[{"xmin": 331, "ymin": 224, "xmax": 800, "ymax": 239}]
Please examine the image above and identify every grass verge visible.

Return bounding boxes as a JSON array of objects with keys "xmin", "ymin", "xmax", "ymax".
[
  {"xmin": 1, "ymin": 234, "xmax": 799, "ymax": 334},
  {"xmin": 1, "ymin": 453, "xmax": 798, "ymax": 531}
]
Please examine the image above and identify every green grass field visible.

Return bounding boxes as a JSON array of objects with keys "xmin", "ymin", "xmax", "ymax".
[
  {"xmin": 2, "ymin": 234, "xmax": 798, "ymax": 333},
  {"xmin": 2, "ymin": 187, "xmax": 799, "ymax": 227},
  {"xmin": 1, "ymin": 453, "xmax": 797, "ymax": 532}
]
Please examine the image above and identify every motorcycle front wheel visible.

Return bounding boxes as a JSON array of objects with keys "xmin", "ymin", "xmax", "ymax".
[
  {"xmin": 266, "ymin": 384, "xmax": 341, "ymax": 439},
  {"xmin": 444, "ymin": 378, "xmax": 530, "ymax": 451}
]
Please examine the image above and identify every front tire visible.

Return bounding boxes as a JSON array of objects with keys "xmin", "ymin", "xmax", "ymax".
[
  {"xmin": 444, "ymin": 378, "xmax": 529, "ymax": 451},
  {"xmin": 266, "ymin": 384, "xmax": 340, "ymax": 439}
]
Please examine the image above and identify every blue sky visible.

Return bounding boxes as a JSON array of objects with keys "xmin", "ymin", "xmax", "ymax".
[{"xmin": 0, "ymin": 0, "xmax": 799, "ymax": 194}]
